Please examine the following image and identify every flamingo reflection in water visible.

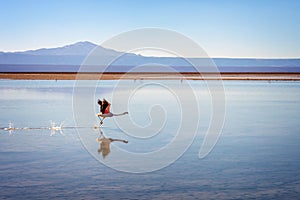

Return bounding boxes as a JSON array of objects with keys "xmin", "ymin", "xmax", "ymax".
[{"xmin": 96, "ymin": 129, "xmax": 128, "ymax": 158}]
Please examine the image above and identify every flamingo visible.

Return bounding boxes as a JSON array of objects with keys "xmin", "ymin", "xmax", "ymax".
[
  {"xmin": 97, "ymin": 111, "xmax": 128, "ymax": 124},
  {"xmin": 96, "ymin": 98, "xmax": 128, "ymax": 124}
]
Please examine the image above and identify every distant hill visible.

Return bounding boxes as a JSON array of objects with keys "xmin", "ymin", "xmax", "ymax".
[
  {"xmin": 16, "ymin": 41, "xmax": 99, "ymax": 56},
  {"xmin": 0, "ymin": 41, "xmax": 300, "ymax": 72},
  {"xmin": 0, "ymin": 41, "xmax": 126, "ymax": 65}
]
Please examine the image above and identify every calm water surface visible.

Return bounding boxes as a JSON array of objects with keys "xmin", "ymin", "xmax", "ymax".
[{"xmin": 0, "ymin": 80, "xmax": 300, "ymax": 199}]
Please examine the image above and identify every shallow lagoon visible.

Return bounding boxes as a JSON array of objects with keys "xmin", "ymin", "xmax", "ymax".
[{"xmin": 0, "ymin": 80, "xmax": 300, "ymax": 199}]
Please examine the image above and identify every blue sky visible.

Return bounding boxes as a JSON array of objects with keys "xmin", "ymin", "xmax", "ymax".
[{"xmin": 0, "ymin": 0, "xmax": 300, "ymax": 58}]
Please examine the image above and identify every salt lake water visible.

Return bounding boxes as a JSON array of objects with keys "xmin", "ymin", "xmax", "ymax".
[{"xmin": 0, "ymin": 80, "xmax": 300, "ymax": 199}]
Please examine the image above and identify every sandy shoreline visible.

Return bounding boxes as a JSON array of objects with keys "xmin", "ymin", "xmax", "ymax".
[{"xmin": 1, "ymin": 72, "xmax": 300, "ymax": 81}]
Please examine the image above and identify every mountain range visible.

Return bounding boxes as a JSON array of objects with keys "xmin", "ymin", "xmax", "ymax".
[{"xmin": 0, "ymin": 41, "xmax": 300, "ymax": 72}]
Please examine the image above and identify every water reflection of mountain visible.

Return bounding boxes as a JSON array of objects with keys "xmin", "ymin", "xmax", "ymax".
[{"xmin": 1, "ymin": 64, "xmax": 300, "ymax": 73}]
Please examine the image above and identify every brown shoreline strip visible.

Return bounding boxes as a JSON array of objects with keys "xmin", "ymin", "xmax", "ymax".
[{"xmin": 1, "ymin": 72, "xmax": 300, "ymax": 81}]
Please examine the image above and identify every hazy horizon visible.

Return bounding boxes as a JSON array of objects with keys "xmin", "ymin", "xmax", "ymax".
[{"xmin": 1, "ymin": 41, "xmax": 300, "ymax": 59}]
